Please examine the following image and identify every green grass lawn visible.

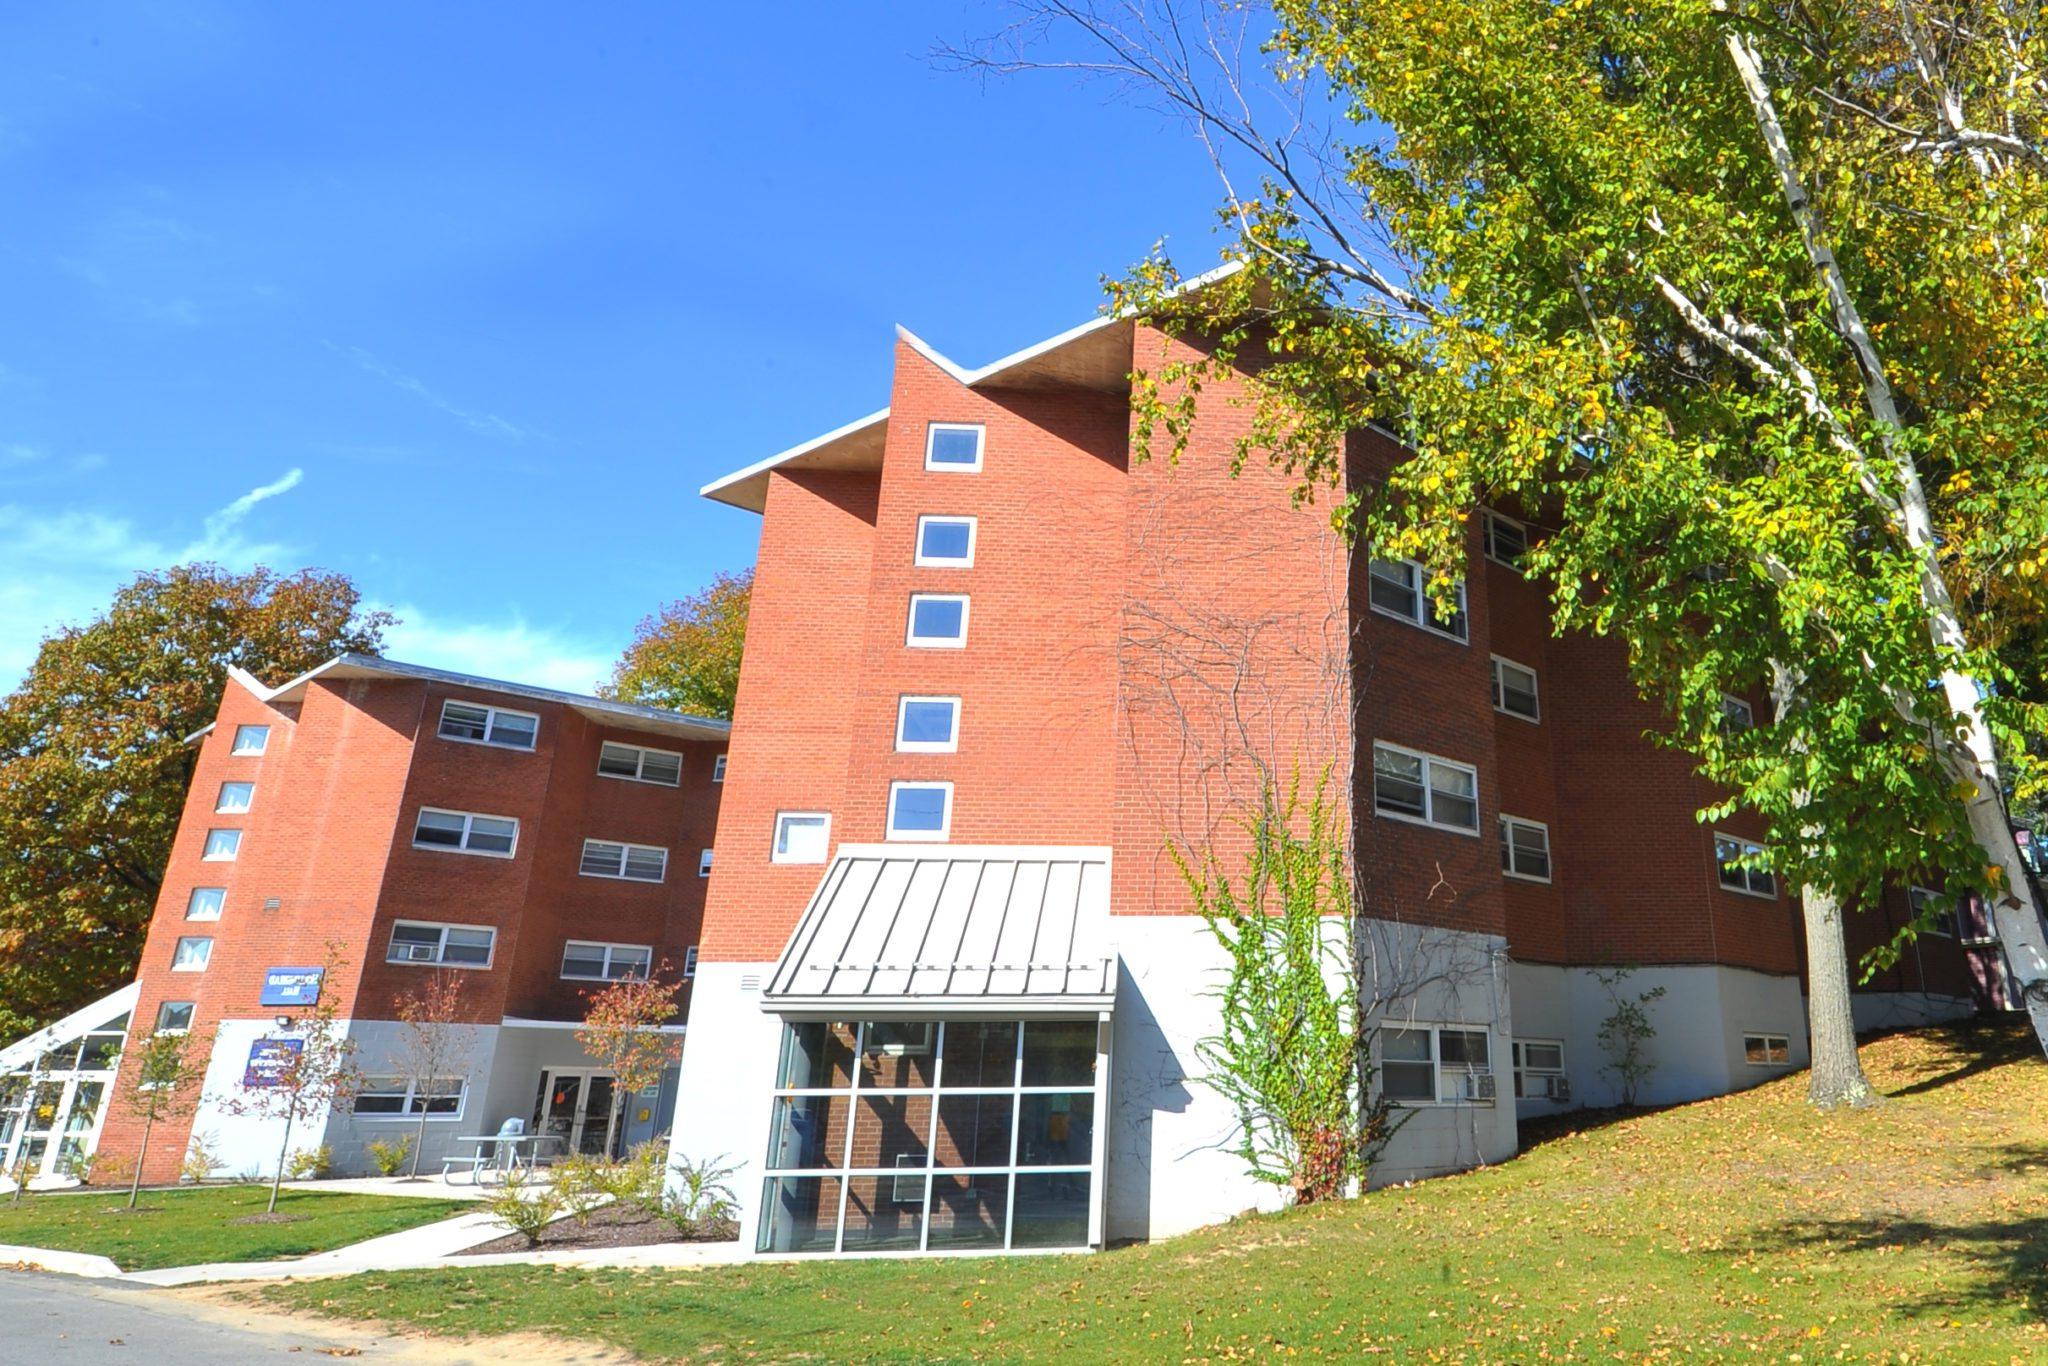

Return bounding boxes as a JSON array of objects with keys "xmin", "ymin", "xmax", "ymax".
[
  {"xmin": 0, "ymin": 1183, "xmax": 471, "ymax": 1271},
  {"xmin": 256, "ymin": 1022, "xmax": 2046, "ymax": 1362}
]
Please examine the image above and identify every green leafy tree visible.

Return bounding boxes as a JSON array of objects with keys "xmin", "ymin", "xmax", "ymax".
[
  {"xmin": 116, "ymin": 1025, "xmax": 210, "ymax": 1209},
  {"xmin": 603, "ymin": 570, "xmax": 751, "ymax": 720},
  {"xmin": 986, "ymin": 0, "xmax": 2048, "ymax": 1068},
  {"xmin": 0, "ymin": 565, "xmax": 391, "ymax": 1039}
]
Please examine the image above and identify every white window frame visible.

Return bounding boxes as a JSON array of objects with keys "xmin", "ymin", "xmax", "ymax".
[
  {"xmin": 1367, "ymin": 558, "xmax": 1468, "ymax": 642},
  {"xmin": 412, "ymin": 807, "xmax": 520, "ymax": 859},
  {"xmin": 886, "ymin": 781, "xmax": 954, "ymax": 842},
  {"xmin": 1378, "ymin": 1023, "xmax": 1496, "ymax": 1106},
  {"xmin": 596, "ymin": 740, "xmax": 683, "ymax": 787},
  {"xmin": 230, "ymin": 724, "xmax": 270, "ymax": 755},
  {"xmin": 154, "ymin": 1001, "xmax": 197, "ymax": 1035},
  {"xmin": 1499, "ymin": 814, "xmax": 1553, "ymax": 883},
  {"xmin": 1720, "ymin": 694, "xmax": 1756, "ymax": 733},
  {"xmin": 1371, "ymin": 742, "xmax": 1481, "ymax": 835},
  {"xmin": 1482, "ymin": 509, "xmax": 1529, "ymax": 570},
  {"xmin": 1714, "ymin": 832, "xmax": 1777, "ymax": 899},
  {"xmin": 905, "ymin": 593, "xmax": 970, "ymax": 649},
  {"xmin": 923, "ymin": 422, "xmax": 985, "ymax": 472},
  {"xmin": 1909, "ymin": 885, "xmax": 1955, "ymax": 938},
  {"xmin": 1741, "ymin": 1031, "xmax": 1793, "ymax": 1067},
  {"xmin": 914, "ymin": 515, "xmax": 978, "ymax": 568},
  {"xmin": 579, "ymin": 839, "xmax": 669, "ymax": 883},
  {"xmin": 352, "ymin": 1076, "xmax": 468, "ymax": 1122},
  {"xmin": 895, "ymin": 695, "xmax": 961, "ymax": 754},
  {"xmin": 560, "ymin": 940, "xmax": 654, "ymax": 982},
  {"xmin": 684, "ymin": 946, "xmax": 699, "ymax": 978},
  {"xmin": 215, "ymin": 781, "xmax": 255, "ymax": 814},
  {"xmin": 385, "ymin": 920, "xmax": 497, "ymax": 970},
  {"xmin": 1511, "ymin": 1039, "xmax": 1567, "ymax": 1099},
  {"xmin": 185, "ymin": 887, "xmax": 226, "ymax": 921},
  {"xmin": 1490, "ymin": 655, "xmax": 1540, "ymax": 723},
  {"xmin": 698, "ymin": 848, "xmax": 714, "ymax": 878},
  {"xmin": 201, "ymin": 829, "xmax": 242, "ymax": 862},
  {"xmin": 772, "ymin": 812, "xmax": 832, "ymax": 865},
  {"xmin": 435, "ymin": 698, "xmax": 540, "ymax": 751},
  {"xmin": 712, "ymin": 754, "xmax": 727, "ymax": 783},
  {"xmin": 170, "ymin": 936, "xmax": 213, "ymax": 972}
]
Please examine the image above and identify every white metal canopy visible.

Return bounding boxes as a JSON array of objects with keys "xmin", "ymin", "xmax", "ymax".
[{"xmin": 762, "ymin": 845, "xmax": 1117, "ymax": 1014}]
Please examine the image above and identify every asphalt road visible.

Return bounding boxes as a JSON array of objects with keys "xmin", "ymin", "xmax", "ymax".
[{"xmin": 0, "ymin": 1271, "xmax": 467, "ymax": 1363}]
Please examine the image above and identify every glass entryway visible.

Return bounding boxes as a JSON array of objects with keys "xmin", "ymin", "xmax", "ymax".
[
  {"xmin": 0, "ymin": 1016, "xmax": 125, "ymax": 1188},
  {"xmin": 533, "ymin": 1069, "xmax": 622, "ymax": 1158},
  {"xmin": 757, "ymin": 1017, "xmax": 1105, "ymax": 1255}
]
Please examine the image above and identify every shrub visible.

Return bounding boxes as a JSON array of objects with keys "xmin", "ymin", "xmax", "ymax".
[
  {"xmin": 366, "ymin": 1135, "xmax": 415, "ymax": 1178},
  {"xmin": 604, "ymin": 1141, "xmax": 668, "ymax": 1214},
  {"xmin": 180, "ymin": 1130, "xmax": 224, "ymax": 1185},
  {"xmin": 658, "ymin": 1153, "xmax": 740, "ymax": 1239},
  {"xmin": 284, "ymin": 1145, "xmax": 334, "ymax": 1180},
  {"xmin": 549, "ymin": 1152, "xmax": 613, "ymax": 1226},
  {"xmin": 82, "ymin": 1149, "xmax": 136, "ymax": 1190},
  {"xmin": 1595, "ymin": 967, "xmax": 1668, "ymax": 1107},
  {"xmin": 484, "ymin": 1167, "xmax": 567, "ymax": 1248}
]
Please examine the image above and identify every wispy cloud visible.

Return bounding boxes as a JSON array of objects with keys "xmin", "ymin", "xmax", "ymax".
[
  {"xmin": 379, "ymin": 606, "xmax": 615, "ymax": 695},
  {"xmin": 202, "ymin": 466, "xmax": 302, "ymax": 543},
  {"xmin": 329, "ymin": 343, "xmax": 531, "ymax": 442}
]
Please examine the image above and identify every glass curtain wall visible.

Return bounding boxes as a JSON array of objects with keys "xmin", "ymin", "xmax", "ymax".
[{"xmin": 0, "ymin": 1014, "xmax": 127, "ymax": 1186}]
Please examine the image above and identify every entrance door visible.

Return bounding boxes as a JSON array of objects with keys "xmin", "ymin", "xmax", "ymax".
[{"xmin": 533, "ymin": 1070, "xmax": 622, "ymax": 1158}]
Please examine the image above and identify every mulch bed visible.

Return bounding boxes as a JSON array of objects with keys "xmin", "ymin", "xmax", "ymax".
[{"xmin": 458, "ymin": 1202, "xmax": 735, "ymax": 1256}]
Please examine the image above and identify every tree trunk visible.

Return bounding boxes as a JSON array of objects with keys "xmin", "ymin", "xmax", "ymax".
[
  {"xmin": 128, "ymin": 1115, "xmax": 152, "ymax": 1210},
  {"xmin": 1950, "ymin": 728, "xmax": 2048, "ymax": 1052},
  {"xmin": 269, "ymin": 1111, "xmax": 294, "ymax": 1214},
  {"xmin": 1800, "ymin": 885, "xmax": 1878, "ymax": 1107},
  {"xmin": 410, "ymin": 1108, "xmax": 428, "ymax": 1180}
]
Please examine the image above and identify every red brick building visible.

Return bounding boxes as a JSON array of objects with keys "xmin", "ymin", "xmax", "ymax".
[
  {"xmin": 665, "ymin": 297, "xmax": 1992, "ymax": 1258},
  {"xmin": 25, "ymin": 654, "xmax": 727, "ymax": 1187}
]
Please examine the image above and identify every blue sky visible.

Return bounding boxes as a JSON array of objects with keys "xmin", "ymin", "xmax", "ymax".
[{"xmin": 0, "ymin": 2, "xmax": 1229, "ymax": 691}]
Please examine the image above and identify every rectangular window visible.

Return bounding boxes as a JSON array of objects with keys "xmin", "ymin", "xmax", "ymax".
[
  {"xmin": 1715, "ymin": 833, "xmax": 1776, "ymax": 898},
  {"xmin": 684, "ymin": 946, "xmax": 699, "ymax": 978},
  {"xmin": 1720, "ymin": 694, "xmax": 1756, "ymax": 733},
  {"xmin": 1490, "ymin": 656, "xmax": 1540, "ymax": 722},
  {"xmin": 215, "ymin": 781, "xmax": 255, "ymax": 814},
  {"xmin": 1381, "ymin": 1025, "xmax": 1495, "ymax": 1104},
  {"xmin": 1499, "ymin": 815, "xmax": 1553, "ymax": 882},
  {"xmin": 773, "ymin": 812, "xmax": 831, "ymax": 864},
  {"xmin": 185, "ymin": 887, "xmax": 226, "ymax": 921},
  {"xmin": 1909, "ymin": 885, "xmax": 1956, "ymax": 938},
  {"xmin": 699, "ymin": 848, "xmax": 714, "ymax": 877},
  {"xmin": 712, "ymin": 754, "xmax": 727, "ymax": 783},
  {"xmin": 1482, "ymin": 510, "xmax": 1529, "ymax": 570},
  {"xmin": 201, "ymin": 829, "xmax": 241, "ymax": 861},
  {"xmin": 413, "ymin": 808, "xmax": 519, "ymax": 858},
  {"xmin": 561, "ymin": 940, "xmax": 654, "ymax": 981},
  {"xmin": 895, "ymin": 696, "xmax": 961, "ymax": 753},
  {"xmin": 1368, "ymin": 559, "xmax": 1468, "ymax": 641},
  {"xmin": 1372, "ymin": 744, "xmax": 1479, "ymax": 833},
  {"xmin": 171, "ymin": 937, "xmax": 212, "ymax": 972},
  {"xmin": 353, "ymin": 1077, "xmax": 466, "ymax": 1119},
  {"xmin": 579, "ymin": 840, "xmax": 669, "ymax": 882},
  {"xmin": 1743, "ymin": 1033, "xmax": 1791, "ymax": 1066},
  {"xmin": 155, "ymin": 1001, "xmax": 196, "ymax": 1033},
  {"xmin": 230, "ymin": 724, "xmax": 270, "ymax": 755},
  {"xmin": 436, "ymin": 699, "xmax": 539, "ymax": 750},
  {"xmin": 887, "ymin": 782, "xmax": 953, "ymax": 841},
  {"xmin": 906, "ymin": 593, "xmax": 970, "ymax": 648},
  {"xmin": 596, "ymin": 741, "xmax": 683, "ymax": 786},
  {"xmin": 1512, "ymin": 1040, "xmax": 1567, "ymax": 1100},
  {"xmin": 924, "ymin": 423, "xmax": 985, "ymax": 472},
  {"xmin": 914, "ymin": 515, "xmax": 978, "ymax": 568},
  {"xmin": 386, "ymin": 921, "xmax": 496, "ymax": 968}
]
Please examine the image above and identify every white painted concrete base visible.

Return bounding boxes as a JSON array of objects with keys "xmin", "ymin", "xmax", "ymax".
[{"xmin": 1847, "ymin": 991, "xmax": 1975, "ymax": 1033}]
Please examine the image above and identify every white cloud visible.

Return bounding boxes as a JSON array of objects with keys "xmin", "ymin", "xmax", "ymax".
[
  {"xmin": 202, "ymin": 467, "xmax": 303, "ymax": 543},
  {"xmin": 378, "ymin": 606, "xmax": 615, "ymax": 696},
  {"xmin": 329, "ymin": 343, "xmax": 531, "ymax": 442}
]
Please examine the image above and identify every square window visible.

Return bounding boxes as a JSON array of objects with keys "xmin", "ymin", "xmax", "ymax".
[
  {"xmin": 895, "ymin": 696, "xmax": 961, "ymax": 753},
  {"xmin": 597, "ymin": 741, "xmax": 682, "ymax": 786},
  {"xmin": 1743, "ymin": 1033, "xmax": 1792, "ymax": 1066},
  {"xmin": 1720, "ymin": 694, "xmax": 1756, "ymax": 733},
  {"xmin": 1380, "ymin": 1029, "xmax": 1435, "ymax": 1100},
  {"xmin": 201, "ymin": 829, "xmax": 241, "ymax": 861},
  {"xmin": 1483, "ymin": 510, "xmax": 1529, "ymax": 569},
  {"xmin": 561, "ymin": 942, "xmax": 609, "ymax": 979},
  {"xmin": 579, "ymin": 839, "xmax": 667, "ymax": 882},
  {"xmin": 887, "ymin": 782, "xmax": 952, "ymax": 841},
  {"xmin": 414, "ymin": 808, "xmax": 519, "ymax": 858},
  {"xmin": 915, "ymin": 515, "xmax": 978, "ymax": 567},
  {"xmin": 773, "ymin": 813, "xmax": 830, "ymax": 864},
  {"xmin": 1491, "ymin": 657, "xmax": 1540, "ymax": 722},
  {"xmin": 1499, "ymin": 816, "xmax": 1553, "ymax": 882},
  {"xmin": 1372, "ymin": 744, "xmax": 1479, "ymax": 833},
  {"xmin": 155, "ymin": 1001, "xmax": 196, "ymax": 1033},
  {"xmin": 924, "ymin": 423, "xmax": 985, "ymax": 471},
  {"xmin": 437, "ymin": 699, "xmax": 538, "ymax": 750},
  {"xmin": 1910, "ymin": 886, "xmax": 1956, "ymax": 937},
  {"xmin": 1715, "ymin": 834, "xmax": 1776, "ymax": 898},
  {"xmin": 1428, "ymin": 763, "xmax": 1479, "ymax": 831},
  {"xmin": 1372, "ymin": 747, "xmax": 1426, "ymax": 819},
  {"xmin": 230, "ymin": 724, "xmax": 269, "ymax": 755},
  {"xmin": 1369, "ymin": 559, "xmax": 1468, "ymax": 640},
  {"xmin": 440, "ymin": 927, "xmax": 495, "ymax": 966},
  {"xmin": 215, "ymin": 781, "xmax": 255, "ymax": 814},
  {"xmin": 712, "ymin": 754, "xmax": 727, "ymax": 783},
  {"xmin": 684, "ymin": 945, "xmax": 699, "ymax": 978},
  {"xmin": 906, "ymin": 593, "xmax": 969, "ymax": 647},
  {"xmin": 698, "ymin": 848, "xmax": 714, "ymax": 877},
  {"xmin": 185, "ymin": 887, "xmax": 226, "ymax": 921},
  {"xmin": 171, "ymin": 936, "xmax": 213, "ymax": 972}
]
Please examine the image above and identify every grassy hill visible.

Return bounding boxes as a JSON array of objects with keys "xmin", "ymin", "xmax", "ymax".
[{"xmin": 256, "ymin": 1021, "xmax": 2046, "ymax": 1362}]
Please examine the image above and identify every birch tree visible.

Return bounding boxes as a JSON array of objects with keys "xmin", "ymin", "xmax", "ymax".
[{"xmin": 969, "ymin": 0, "xmax": 2048, "ymax": 1066}]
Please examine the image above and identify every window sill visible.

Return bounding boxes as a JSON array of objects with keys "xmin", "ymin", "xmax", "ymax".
[
  {"xmin": 596, "ymin": 771, "xmax": 682, "ymax": 788},
  {"xmin": 434, "ymin": 733, "xmax": 538, "ymax": 753},
  {"xmin": 1717, "ymin": 882, "xmax": 1780, "ymax": 901},
  {"xmin": 578, "ymin": 870, "xmax": 668, "ymax": 884},
  {"xmin": 1492, "ymin": 704, "xmax": 1541, "ymax": 725},
  {"xmin": 1374, "ymin": 807, "xmax": 1482, "ymax": 838},
  {"xmin": 1502, "ymin": 870, "xmax": 1553, "ymax": 885},
  {"xmin": 1367, "ymin": 601, "xmax": 1469, "ymax": 645},
  {"xmin": 412, "ymin": 841, "xmax": 518, "ymax": 861}
]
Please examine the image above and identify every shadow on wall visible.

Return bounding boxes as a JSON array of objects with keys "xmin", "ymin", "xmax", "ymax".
[{"xmin": 1106, "ymin": 959, "xmax": 1194, "ymax": 1245}]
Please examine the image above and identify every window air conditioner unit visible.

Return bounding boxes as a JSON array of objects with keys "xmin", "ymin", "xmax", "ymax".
[
  {"xmin": 1538, "ymin": 1074, "xmax": 1571, "ymax": 1102},
  {"xmin": 1459, "ymin": 1071, "xmax": 1497, "ymax": 1101}
]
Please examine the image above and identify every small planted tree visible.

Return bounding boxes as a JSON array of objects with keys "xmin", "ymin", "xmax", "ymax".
[
  {"xmin": 390, "ymin": 971, "xmax": 476, "ymax": 1179},
  {"xmin": 222, "ymin": 948, "xmax": 363, "ymax": 1213},
  {"xmin": 117, "ymin": 1026, "xmax": 209, "ymax": 1209},
  {"xmin": 1594, "ymin": 969, "xmax": 1667, "ymax": 1108},
  {"xmin": 1178, "ymin": 776, "xmax": 1398, "ymax": 1204},
  {"xmin": 576, "ymin": 970, "xmax": 685, "ymax": 1100}
]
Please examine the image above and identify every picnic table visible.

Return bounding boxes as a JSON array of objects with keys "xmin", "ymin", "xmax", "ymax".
[{"xmin": 443, "ymin": 1131, "xmax": 564, "ymax": 1184}]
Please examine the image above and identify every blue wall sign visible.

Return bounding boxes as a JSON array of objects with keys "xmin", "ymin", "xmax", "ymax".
[
  {"xmin": 243, "ymin": 1037, "xmax": 304, "ymax": 1088},
  {"xmin": 259, "ymin": 967, "xmax": 325, "ymax": 1007}
]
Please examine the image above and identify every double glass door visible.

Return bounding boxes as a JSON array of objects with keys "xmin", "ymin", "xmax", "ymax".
[{"xmin": 533, "ymin": 1069, "xmax": 622, "ymax": 1158}]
